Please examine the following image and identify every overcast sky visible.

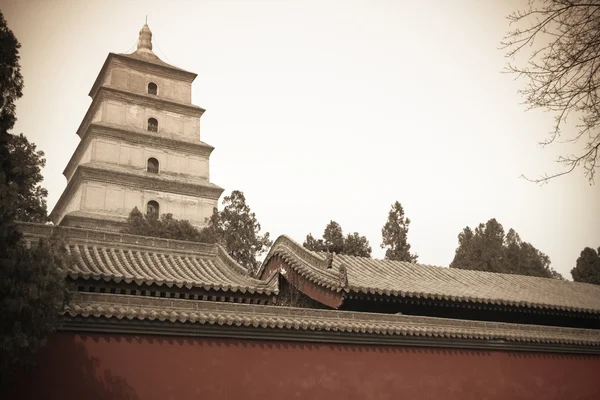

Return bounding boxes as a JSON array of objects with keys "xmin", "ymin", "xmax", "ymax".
[{"xmin": 3, "ymin": 0, "xmax": 599, "ymax": 278}]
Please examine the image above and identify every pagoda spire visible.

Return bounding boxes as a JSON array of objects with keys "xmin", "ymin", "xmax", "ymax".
[{"xmin": 137, "ymin": 22, "xmax": 153, "ymax": 52}]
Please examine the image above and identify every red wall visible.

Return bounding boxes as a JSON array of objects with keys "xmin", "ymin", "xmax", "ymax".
[{"xmin": 10, "ymin": 332, "xmax": 600, "ymax": 400}]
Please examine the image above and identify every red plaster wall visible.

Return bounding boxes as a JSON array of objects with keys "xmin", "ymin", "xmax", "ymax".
[{"xmin": 10, "ymin": 332, "xmax": 600, "ymax": 400}]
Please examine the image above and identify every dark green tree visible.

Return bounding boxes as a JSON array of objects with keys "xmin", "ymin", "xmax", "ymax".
[
  {"xmin": 322, "ymin": 221, "xmax": 345, "ymax": 254},
  {"xmin": 303, "ymin": 234, "xmax": 325, "ymax": 252},
  {"xmin": 2, "ymin": 134, "xmax": 49, "ymax": 223},
  {"xmin": 122, "ymin": 207, "xmax": 202, "ymax": 241},
  {"xmin": 450, "ymin": 219, "xmax": 563, "ymax": 279},
  {"xmin": 502, "ymin": 1, "xmax": 600, "ymax": 183},
  {"xmin": 344, "ymin": 232, "xmax": 372, "ymax": 258},
  {"xmin": 0, "ymin": 11, "xmax": 23, "ymax": 134},
  {"xmin": 123, "ymin": 191, "xmax": 272, "ymax": 273},
  {"xmin": 1, "ymin": 235, "xmax": 70, "ymax": 393},
  {"xmin": 303, "ymin": 220, "xmax": 372, "ymax": 257},
  {"xmin": 199, "ymin": 191, "xmax": 272, "ymax": 272},
  {"xmin": 571, "ymin": 247, "xmax": 600, "ymax": 285},
  {"xmin": 381, "ymin": 201, "xmax": 418, "ymax": 262},
  {"xmin": 1, "ymin": 12, "xmax": 68, "ymax": 391}
]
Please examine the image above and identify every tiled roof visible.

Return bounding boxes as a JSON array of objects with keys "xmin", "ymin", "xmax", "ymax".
[
  {"xmin": 19, "ymin": 223, "xmax": 278, "ymax": 295},
  {"xmin": 65, "ymin": 292, "xmax": 600, "ymax": 348},
  {"xmin": 260, "ymin": 236, "xmax": 600, "ymax": 314},
  {"xmin": 81, "ymin": 162, "xmax": 224, "ymax": 190},
  {"xmin": 117, "ymin": 51, "xmax": 195, "ymax": 76}
]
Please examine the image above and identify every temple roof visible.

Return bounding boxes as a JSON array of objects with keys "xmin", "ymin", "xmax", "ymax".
[
  {"xmin": 16, "ymin": 223, "xmax": 600, "ymax": 352},
  {"xmin": 19, "ymin": 223, "xmax": 277, "ymax": 296},
  {"xmin": 259, "ymin": 235, "xmax": 600, "ymax": 314},
  {"xmin": 64, "ymin": 292, "xmax": 600, "ymax": 351}
]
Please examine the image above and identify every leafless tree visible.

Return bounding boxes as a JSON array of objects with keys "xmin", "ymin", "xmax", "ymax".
[{"xmin": 502, "ymin": 0, "xmax": 600, "ymax": 184}]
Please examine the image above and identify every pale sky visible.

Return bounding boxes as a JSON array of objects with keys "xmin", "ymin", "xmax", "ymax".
[{"xmin": 3, "ymin": 0, "xmax": 599, "ymax": 279}]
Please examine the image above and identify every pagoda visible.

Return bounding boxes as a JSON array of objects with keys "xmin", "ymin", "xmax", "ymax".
[{"xmin": 50, "ymin": 24, "xmax": 223, "ymax": 230}]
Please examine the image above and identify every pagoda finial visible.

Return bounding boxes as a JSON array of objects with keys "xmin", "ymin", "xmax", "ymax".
[{"xmin": 137, "ymin": 22, "xmax": 153, "ymax": 52}]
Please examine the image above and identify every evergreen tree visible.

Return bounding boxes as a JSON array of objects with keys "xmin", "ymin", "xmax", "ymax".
[
  {"xmin": 381, "ymin": 201, "xmax": 418, "ymax": 262},
  {"xmin": 0, "ymin": 12, "xmax": 68, "ymax": 392},
  {"xmin": 322, "ymin": 221, "xmax": 345, "ymax": 254},
  {"xmin": 571, "ymin": 247, "xmax": 600, "ymax": 285},
  {"xmin": 303, "ymin": 234, "xmax": 325, "ymax": 252},
  {"xmin": 450, "ymin": 219, "xmax": 563, "ymax": 279},
  {"xmin": 122, "ymin": 207, "xmax": 202, "ymax": 241},
  {"xmin": 303, "ymin": 220, "xmax": 372, "ymax": 257},
  {"xmin": 344, "ymin": 232, "xmax": 372, "ymax": 258},
  {"xmin": 1, "ymin": 234, "xmax": 70, "ymax": 393},
  {"xmin": 0, "ymin": 11, "xmax": 23, "ymax": 134},
  {"xmin": 123, "ymin": 191, "xmax": 272, "ymax": 273},
  {"xmin": 200, "ymin": 191, "xmax": 272, "ymax": 273}
]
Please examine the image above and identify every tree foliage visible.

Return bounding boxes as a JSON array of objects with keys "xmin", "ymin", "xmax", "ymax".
[
  {"xmin": 122, "ymin": 191, "xmax": 271, "ymax": 273},
  {"xmin": 571, "ymin": 246, "xmax": 600, "ymax": 284},
  {"xmin": 0, "ymin": 235, "xmax": 70, "ymax": 393},
  {"xmin": 0, "ymin": 11, "xmax": 23, "ymax": 134},
  {"xmin": 199, "ymin": 190, "xmax": 272, "ymax": 272},
  {"xmin": 303, "ymin": 220, "xmax": 372, "ymax": 257},
  {"xmin": 381, "ymin": 201, "xmax": 418, "ymax": 262},
  {"xmin": 2, "ymin": 134, "xmax": 48, "ymax": 223},
  {"xmin": 122, "ymin": 207, "xmax": 203, "ymax": 241},
  {"xmin": 450, "ymin": 218, "xmax": 563, "ymax": 279},
  {"xmin": 502, "ymin": 1, "xmax": 600, "ymax": 183},
  {"xmin": 0, "ymin": 12, "xmax": 68, "ymax": 392}
]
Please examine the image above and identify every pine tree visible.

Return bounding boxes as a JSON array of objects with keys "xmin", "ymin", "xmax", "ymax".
[
  {"xmin": 322, "ymin": 221, "xmax": 345, "ymax": 254},
  {"xmin": 344, "ymin": 232, "xmax": 372, "ymax": 257},
  {"xmin": 0, "ymin": 12, "xmax": 68, "ymax": 391},
  {"xmin": 201, "ymin": 191, "xmax": 272, "ymax": 273},
  {"xmin": 122, "ymin": 207, "xmax": 203, "ymax": 241},
  {"xmin": 303, "ymin": 221, "xmax": 371, "ymax": 257},
  {"xmin": 381, "ymin": 201, "xmax": 418, "ymax": 262},
  {"xmin": 123, "ymin": 191, "xmax": 272, "ymax": 273},
  {"xmin": 571, "ymin": 247, "xmax": 600, "ymax": 285},
  {"xmin": 450, "ymin": 219, "xmax": 563, "ymax": 279},
  {"xmin": 303, "ymin": 234, "xmax": 325, "ymax": 252}
]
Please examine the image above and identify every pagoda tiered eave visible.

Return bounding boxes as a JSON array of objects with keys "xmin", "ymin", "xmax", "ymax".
[
  {"xmin": 89, "ymin": 52, "xmax": 198, "ymax": 99},
  {"xmin": 50, "ymin": 164, "xmax": 224, "ymax": 226},
  {"xmin": 63, "ymin": 122, "xmax": 215, "ymax": 181},
  {"xmin": 76, "ymin": 86, "xmax": 205, "ymax": 139}
]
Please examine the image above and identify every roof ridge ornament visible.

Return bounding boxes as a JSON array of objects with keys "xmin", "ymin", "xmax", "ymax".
[
  {"xmin": 338, "ymin": 263, "xmax": 348, "ymax": 288},
  {"xmin": 137, "ymin": 23, "xmax": 153, "ymax": 52},
  {"xmin": 325, "ymin": 252, "xmax": 334, "ymax": 269}
]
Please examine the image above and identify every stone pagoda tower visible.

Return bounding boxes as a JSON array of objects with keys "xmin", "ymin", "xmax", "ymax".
[{"xmin": 50, "ymin": 24, "xmax": 223, "ymax": 230}]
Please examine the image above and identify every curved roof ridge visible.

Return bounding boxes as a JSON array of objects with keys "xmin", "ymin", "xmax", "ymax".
[
  {"xmin": 257, "ymin": 235, "xmax": 342, "ymax": 290},
  {"xmin": 214, "ymin": 245, "xmax": 279, "ymax": 293},
  {"xmin": 257, "ymin": 238, "xmax": 600, "ymax": 314},
  {"xmin": 19, "ymin": 222, "xmax": 277, "ymax": 295},
  {"xmin": 257, "ymin": 235, "xmax": 326, "ymax": 276}
]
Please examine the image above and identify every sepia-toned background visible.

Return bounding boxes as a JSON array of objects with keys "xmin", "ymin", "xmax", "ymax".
[{"xmin": 2, "ymin": 0, "xmax": 599, "ymax": 278}]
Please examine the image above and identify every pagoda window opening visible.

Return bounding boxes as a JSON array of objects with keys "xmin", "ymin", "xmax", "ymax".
[
  {"xmin": 147, "ymin": 201, "xmax": 159, "ymax": 218},
  {"xmin": 147, "ymin": 157, "xmax": 159, "ymax": 174},
  {"xmin": 148, "ymin": 118, "xmax": 158, "ymax": 132},
  {"xmin": 148, "ymin": 82, "xmax": 158, "ymax": 95}
]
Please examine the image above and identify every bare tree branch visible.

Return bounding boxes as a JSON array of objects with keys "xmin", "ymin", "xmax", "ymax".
[{"xmin": 502, "ymin": 0, "xmax": 600, "ymax": 184}]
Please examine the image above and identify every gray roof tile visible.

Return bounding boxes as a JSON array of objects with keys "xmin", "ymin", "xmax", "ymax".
[
  {"xmin": 19, "ymin": 223, "xmax": 278, "ymax": 295},
  {"xmin": 260, "ymin": 235, "xmax": 600, "ymax": 313},
  {"xmin": 65, "ymin": 292, "xmax": 600, "ymax": 347}
]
